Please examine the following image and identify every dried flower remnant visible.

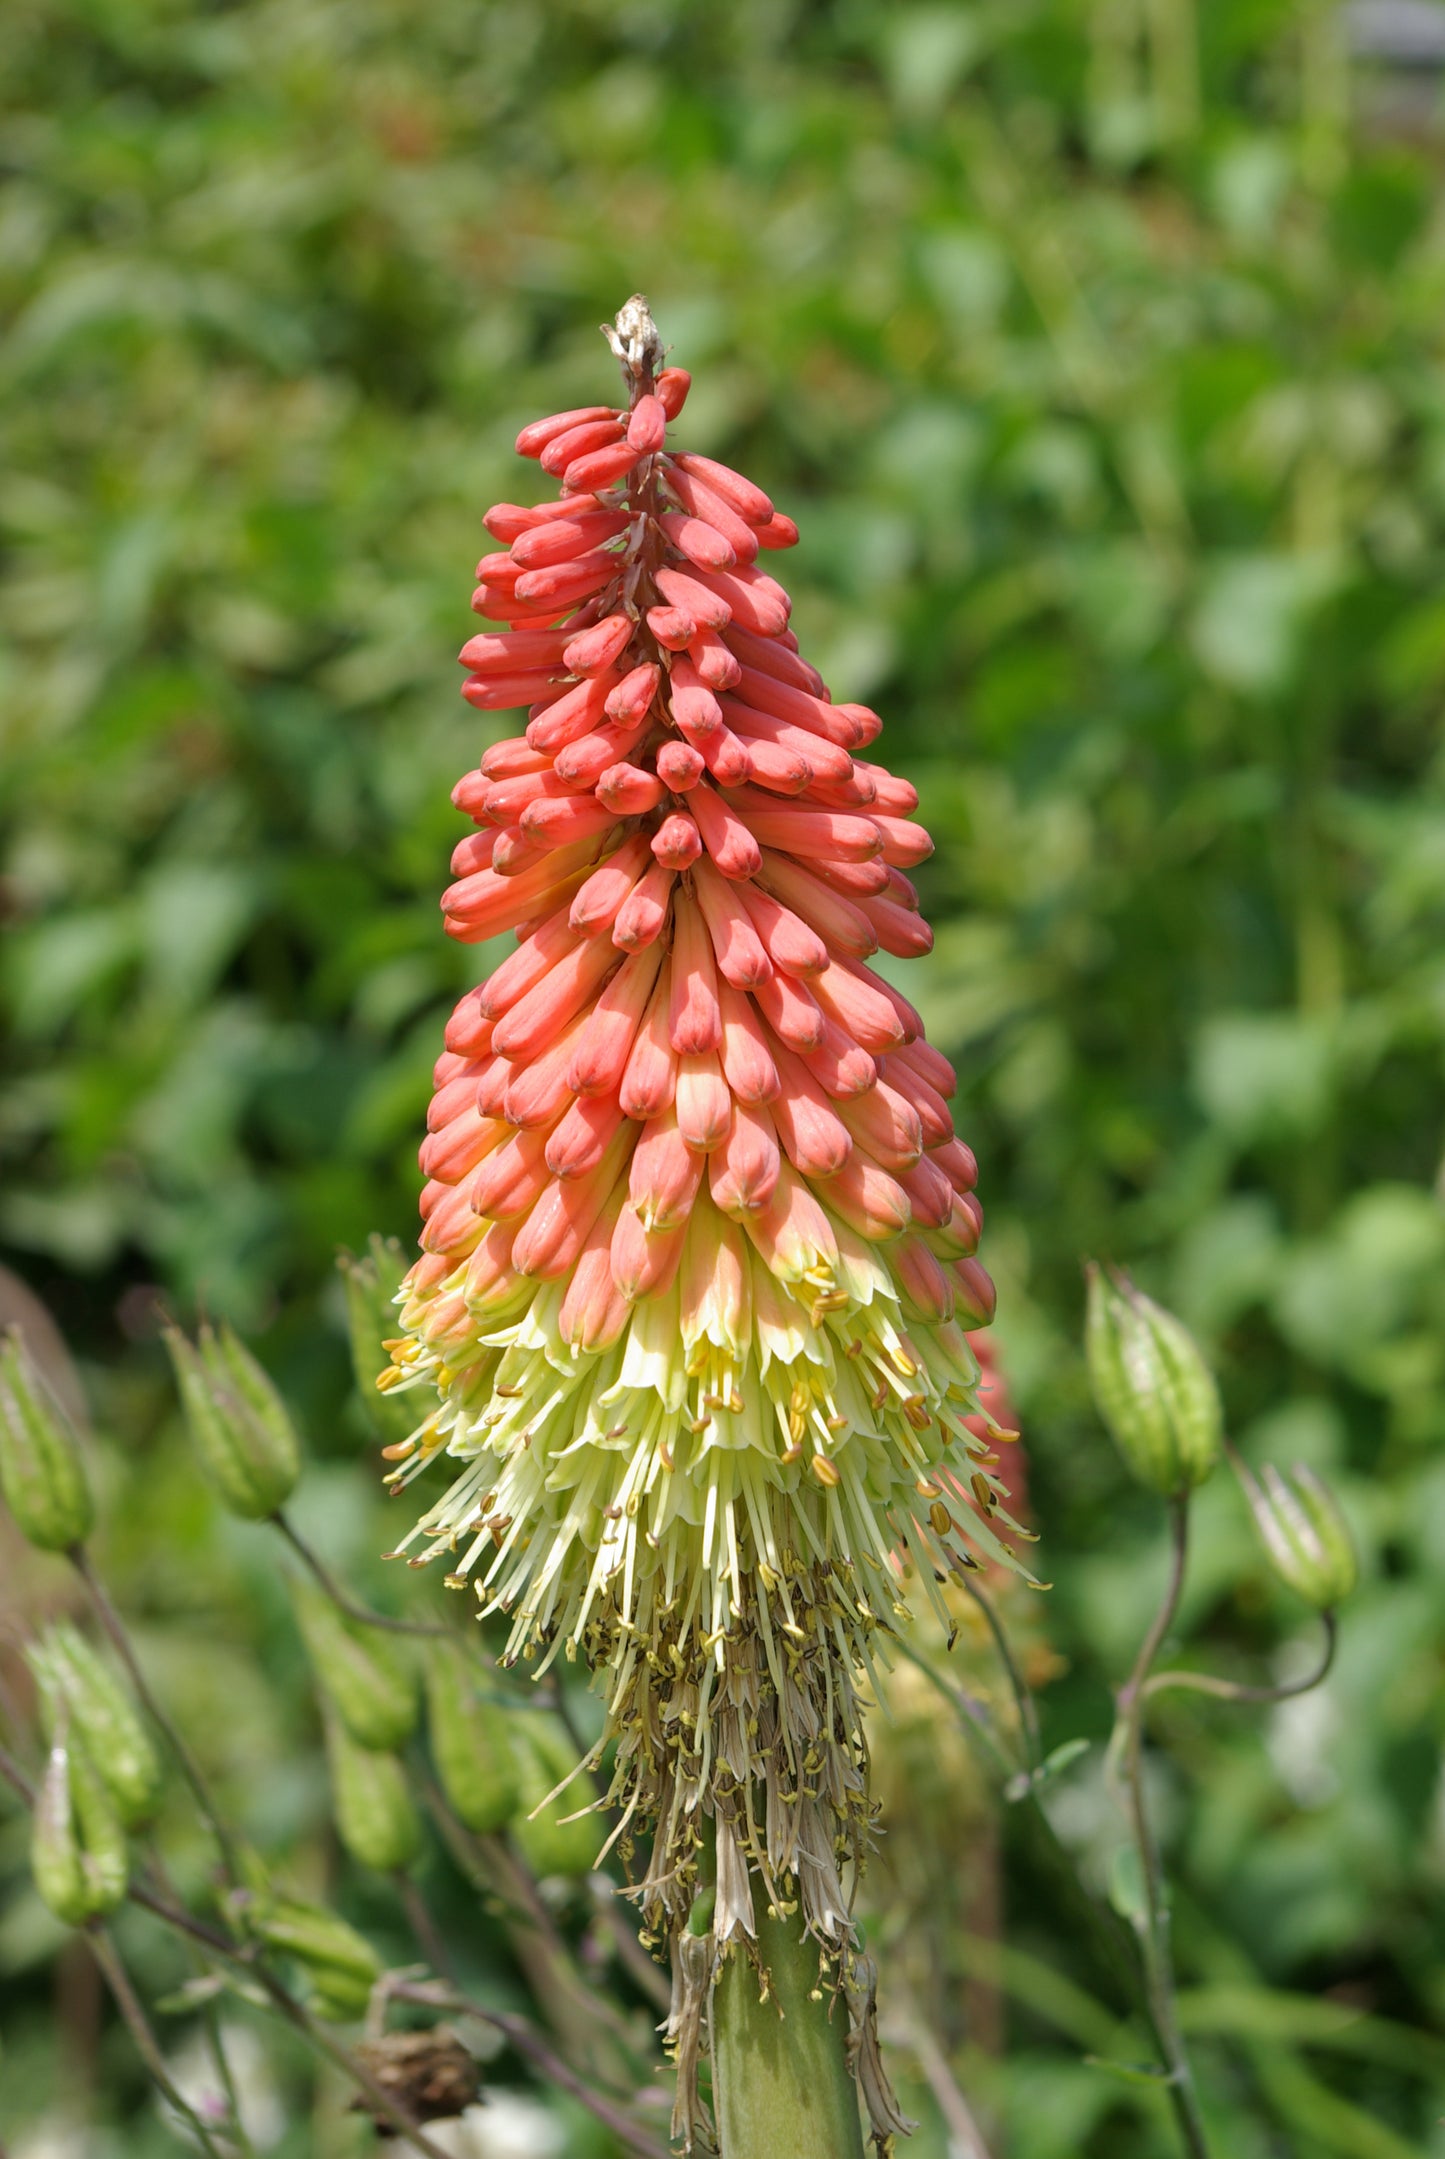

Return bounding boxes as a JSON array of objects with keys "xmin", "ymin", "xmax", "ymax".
[{"xmin": 381, "ymin": 296, "xmax": 1023, "ymax": 2133}]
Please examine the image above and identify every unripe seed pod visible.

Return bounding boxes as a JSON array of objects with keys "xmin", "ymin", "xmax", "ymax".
[
  {"xmin": 242, "ymin": 1892, "xmax": 382, "ymax": 2020},
  {"xmin": 1238, "ymin": 1459, "xmax": 1358, "ymax": 1611},
  {"xmin": 323, "ymin": 1712, "xmax": 422, "ymax": 1873},
  {"xmin": 28, "ymin": 1624, "xmax": 162, "ymax": 1830},
  {"xmin": 424, "ymin": 1639, "xmax": 522, "ymax": 1834},
  {"xmin": 293, "ymin": 1579, "xmax": 417, "ymax": 1752},
  {"xmin": 164, "ymin": 1322, "xmax": 300, "ymax": 1521},
  {"xmin": 1084, "ymin": 1265, "xmax": 1221, "ymax": 1496},
  {"xmin": 511, "ymin": 1716, "xmax": 598, "ymax": 1879},
  {"xmin": 0, "ymin": 1331, "xmax": 93, "ymax": 1552},
  {"xmin": 31, "ymin": 1724, "xmax": 128, "ymax": 1925}
]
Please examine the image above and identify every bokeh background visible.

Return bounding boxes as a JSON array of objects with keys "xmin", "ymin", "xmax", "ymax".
[{"xmin": 3, "ymin": 1, "xmax": 1445, "ymax": 2153}]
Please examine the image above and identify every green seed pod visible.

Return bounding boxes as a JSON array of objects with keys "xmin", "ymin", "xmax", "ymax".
[
  {"xmin": 30, "ymin": 1725, "xmax": 128, "ymax": 1924},
  {"xmin": 424, "ymin": 1639, "xmax": 521, "ymax": 1835},
  {"xmin": 27, "ymin": 1624, "xmax": 162, "ymax": 1830},
  {"xmin": 164, "ymin": 1322, "xmax": 300, "ymax": 1521},
  {"xmin": 0, "ymin": 1330, "xmax": 94, "ymax": 1552},
  {"xmin": 1084, "ymin": 1264, "xmax": 1221, "ymax": 1497},
  {"xmin": 293, "ymin": 1578, "xmax": 417, "ymax": 1752},
  {"xmin": 324, "ymin": 1711, "xmax": 422, "ymax": 1873},
  {"xmin": 1240, "ymin": 1459, "xmax": 1359, "ymax": 1612},
  {"xmin": 248, "ymin": 1893, "xmax": 382, "ymax": 2020},
  {"xmin": 512, "ymin": 1716, "xmax": 598, "ymax": 1881},
  {"xmin": 339, "ymin": 1237, "xmax": 416, "ymax": 1445}
]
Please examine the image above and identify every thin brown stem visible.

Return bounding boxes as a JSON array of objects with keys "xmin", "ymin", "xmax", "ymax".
[
  {"xmin": 85, "ymin": 1925, "xmax": 234, "ymax": 2159},
  {"xmin": 1143, "ymin": 1614, "xmax": 1337, "ymax": 1711},
  {"xmin": 389, "ymin": 1977, "xmax": 671, "ymax": 2159},
  {"xmin": 272, "ymin": 1514, "xmax": 451, "ymax": 1638},
  {"xmin": 395, "ymin": 1872, "xmax": 458, "ymax": 1985},
  {"xmin": 67, "ymin": 1546, "xmax": 245, "ymax": 1888}
]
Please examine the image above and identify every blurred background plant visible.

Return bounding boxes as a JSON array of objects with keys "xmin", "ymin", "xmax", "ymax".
[{"xmin": 3, "ymin": 0, "xmax": 1445, "ymax": 2152}]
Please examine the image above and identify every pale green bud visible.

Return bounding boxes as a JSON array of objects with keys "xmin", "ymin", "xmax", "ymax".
[
  {"xmin": 1240, "ymin": 1460, "xmax": 1358, "ymax": 1611},
  {"xmin": 293, "ymin": 1578, "xmax": 417, "ymax": 1752},
  {"xmin": 512, "ymin": 1716, "xmax": 598, "ymax": 1880},
  {"xmin": 0, "ymin": 1331, "xmax": 94, "ymax": 1552},
  {"xmin": 323, "ymin": 1712, "xmax": 421, "ymax": 1873},
  {"xmin": 27, "ymin": 1624, "xmax": 162, "ymax": 1830},
  {"xmin": 1084, "ymin": 1264, "xmax": 1221, "ymax": 1496},
  {"xmin": 164, "ymin": 1322, "xmax": 300, "ymax": 1520},
  {"xmin": 339, "ymin": 1238, "xmax": 416, "ymax": 1445},
  {"xmin": 423, "ymin": 1640, "xmax": 520, "ymax": 1835},
  {"xmin": 31, "ymin": 1723, "xmax": 128, "ymax": 1925}
]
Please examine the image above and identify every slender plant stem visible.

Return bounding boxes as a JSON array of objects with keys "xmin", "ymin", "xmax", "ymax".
[
  {"xmin": 1143, "ymin": 1613, "xmax": 1337, "ymax": 1710},
  {"xmin": 389, "ymin": 1978, "xmax": 671, "ymax": 2159},
  {"xmin": 66, "ymin": 1546, "xmax": 245, "ymax": 1889},
  {"xmin": 85, "ymin": 1925, "xmax": 234, "ymax": 2159},
  {"xmin": 960, "ymin": 1573, "xmax": 1043, "ymax": 1778},
  {"xmin": 395, "ymin": 1871, "xmax": 458, "ymax": 1985},
  {"xmin": 272, "ymin": 1514, "xmax": 451, "ymax": 1638},
  {"xmin": 1112, "ymin": 1496, "xmax": 1211, "ymax": 2159}
]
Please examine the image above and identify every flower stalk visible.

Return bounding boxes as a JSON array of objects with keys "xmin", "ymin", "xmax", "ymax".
[{"xmin": 712, "ymin": 1909, "xmax": 866, "ymax": 2159}]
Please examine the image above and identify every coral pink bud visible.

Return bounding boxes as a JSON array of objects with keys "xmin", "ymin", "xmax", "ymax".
[
  {"xmin": 709, "ymin": 1099, "xmax": 781, "ymax": 1216},
  {"xmin": 597, "ymin": 762, "xmax": 664, "ymax": 815},
  {"xmin": 895, "ymin": 1152, "xmax": 955, "ymax": 1231},
  {"xmin": 646, "ymin": 605, "xmax": 694, "ymax": 649},
  {"xmin": 929, "ymin": 1138, "xmax": 978, "ymax": 1192},
  {"xmin": 502, "ymin": 1013, "xmax": 591, "ymax": 1128},
  {"xmin": 419, "ymin": 1182, "xmax": 487, "ymax": 1258},
  {"xmin": 490, "ymin": 935, "xmax": 621, "ymax": 1061},
  {"xmin": 801, "ymin": 1020, "xmax": 877, "ymax": 1099},
  {"xmin": 689, "ymin": 723, "xmax": 753, "ymax": 788},
  {"xmin": 855, "ymin": 765, "xmax": 919, "ymax": 817},
  {"xmin": 538, "ymin": 417, "xmax": 623, "ymax": 475},
  {"xmin": 477, "ymin": 769, "xmax": 568, "ymax": 828},
  {"xmin": 675, "ymin": 1050, "xmax": 733, "ymax": 1153},
  {"xmin": 872, "ymin": 814, "xmax": 934, "ymax": 868},
  {"xmin": 668, "ymin": 662, "xmax": 724, "ymax": 736},
  {"xmin": 680, "ymin": 1200, "xmax": 749, "ymax": 1353},
  {"xmin": 691, "ymin": 857, "xmax": 773, "ymax": 988},
  {"xmin": 611, "ymin": 1203, "xmax": 687, "ymax": 1302},
  {"xmin": 672, "ymin": 453, "xmax": 773, "ymax": 526},
  {"xmin": 627, "ymin": 393, "xmax": 668, "ymax": 452},
  {"xmin": 511, "ymin": 510, "xmax": 629, "ymax": 569},
  {"xmin": 659, "ymin": 511, "xmax": 735, "ymax": 570},
  {"xmin": 656, "ymin": 741, "xmax": 704, "ymax": 791},
  {"xmin": 832, "ymin": 703, "xmax": 883, "ymax": 747},
  {"xmin": 563, "ymin": 612, "xmax": 634, "ymax": 675},
  {"xmin": 687, "ymin": 627, "xmax": 743, "ymax": 690},
  {"xmin": 730, "ymin": 666, "xmax": 863, "ymax": 751},
  {"xmin": 690, "ymin": 783, "xmax": 761, "ymax": 878},
  {"xmin": 886, "ymin": 867, "xmax": 920, "ymax": 910},
  {"xmin": 742, "ymin": 740, "xmax": 810, "ymax": 795},
  {"xmin": 468, "ymin": 1124, "xmax": 553, "ymax": 1223},
  {"xmin": 724, "ymin": 624, "xmax": 825, "ymax": 696},
  {"xmin": 807, "ymin": 767, "xmax": 878, "ymax": 809},
  {"xmin": 565, "ymin": 440, "xmax": 642, "ymax": 492},
  {"xmin": 559, "ymin": 1194, "xmax": 633, "ymax": 1351},
  {"xmin": 655, "ymin": 367, "xmax": 690, "ymax": 417},
  {"xmin": 808, "ymin": 856, "xmax": 891, "ymax": 899},
  {"xmin": 652, "ymin": 812, "xmax": 702, "ymax": 870},
  {"xmin": 752, "ymin": 970, "xmax": 824, "ymax": 1052},
  {"xmin": 567, "ymin": 833, "xmax": 653, "ymax": 937},
  {"xmin": 475, "ymin": 907, "xmax": 577, "ymax": 1020},
  {"xmin": 846, "ymin": 956, "xmax": 924, "ymax": 1042},
  {"xmin": 663, "ymin": 464, "xmax": 761, "ymax": 563},
  {"xmin": 619, "ymin": 958, "xmax": 678, "ymax": 1120},
  {"xmin": 526, "ymin": 670, "xmax": 619, "ymax": 754},
  {"xmin": 555, "ymin": 721, "xmax": 646, "ymax": 789},
  {"xmin": 891, "ymin": 1035, "xmax": 957, "ymax": 1099},
  {"xmin": 450, "ymin": 828, "xmax": 498, "ymax": 877},
  {"xmin": 460, "ymin": 626, "xmax": 576, "ymax": 671},
  {"xmin": 485, "ymin": 497, "xmax": 595, "ymax": 541},
  {"xmin": 809, "ymin": 961, "xmax": 906, "ymax": 1052},
  {"xmin": 629, "ymin": 1108, "xmax": 704, "ymax": 1232},
  {"xmin": 718, "ymin": 981, "xmax": 780, "ymax": 1103},
  {"xmin": 820, "ymin": 1153, "xmax": 911, "ymax": 1242},
  {"xmin": 924, "ymin": 1190, "xmax": 982, "ymax": 1260},
  {"xmin": 668, "ymin": 896, "xmax": 722, "ymax": 1054},
  {"xmin": 741, "ymin": 1160, "xmax": 838, "ymax": 1287},
  {"xmin": 568, "ymin": 942, "xmax": 664, "ymax": 1097},
  {"xmin": 952, "ymin": 1257, "xmax": 997, "ymax": 1329},
  {"xmin": 513, "ymin": 550, "xmax": 617, "ymax": 608},
  {"xmin": 894, "ymin": 1235, "xmax": 955, "ymax": 1323},
  {"xmin": 444, "ymin": 992, "xmax": 494, "ymax": 1059},
  {"xmin": 475, "ymin": 1054, "xmax": 512, "ymax": 1118},
  {"xmin": 545, "ymin": 1090, "xmax": 628, "ymax": 1180},
  {"xmin": 860, "ymin": 894, "xmax": 933, "ymax": 958},
  {"xmin": 479, "ymin": 738, "xmax": 551, "ymax": 782},
  {"xmin": 722, "ymin": 698, "xmax": 855, "ymax": 786},
  {"xmin": 690, "ymin": 565, "xmax": 789, "ymax": 638},
  {"xmin": 462, "ymin": 1221, "xmax": 520, "ymax": 1311},
  {"xmin": 513, "ymin": 1126, "xmax": 633, "ymax": 1279},
  {"xmin": 605, "ymin": 662, "xmax": 660, "ymax": 723},
  {"xmin": 755, "ymin": 513, "xmax": 800, "ymax": 550},
  {"xmin": 515, "ymin": 406, "xmax": 615, "ymax": 458},
  {"xmin": 881, "ymin": 1057, "xmax": 954, "ymax": 1147},
  {"xmin": 520, "ymin": 793, "xmax": 619, "ymax": 850},
  {"xmin": 614, "ymin": 861, "xmax": 676, "ymax": 952},
  {"xmin": 428, "ymin": 1059, "xmax": 487, "ymax": 1127},
  {"xmin": 755, "ymin": 853, "xmax": 877, "ymax": 959},
  {"xmin": 656, "ymin": 564, "xmax": 731, "ymax": 630},
  {"xmin": 767, "ymin": 1046, "xmax": 853, "ymax": 1179},
  {"xmin": 737, "ymin": 883, "xmax": 828, "ymax": 978},
  {"xmin": 419, "ymin": 1106, "xmax": 506, "ymax": 1183},
  {"xmin": 836, "ymin": 1081, "xmax": 924, "ymax": 1170}
]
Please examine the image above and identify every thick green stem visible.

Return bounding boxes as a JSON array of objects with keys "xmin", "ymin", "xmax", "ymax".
[{"xmin": 713, "ymin": 1911, "xmax": 865, "ymax": 2159}]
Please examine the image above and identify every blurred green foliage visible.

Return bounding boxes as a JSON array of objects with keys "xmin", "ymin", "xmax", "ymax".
[{"xmin": 3, "ymin": 0, "xmax": 1445, "ymax": 2152}]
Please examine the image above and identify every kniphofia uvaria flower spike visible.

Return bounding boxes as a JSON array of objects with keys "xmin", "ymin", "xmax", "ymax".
[{"xmin": 381, "ymin": 296, "xmax": 1024, "ymax": 2142}]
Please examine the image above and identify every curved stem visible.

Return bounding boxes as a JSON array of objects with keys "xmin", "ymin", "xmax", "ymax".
[
  {"xmin": 1112, "ymin": 1497, "xmax": 1211, "ymax": 2159},
  {"xmin": 67, "ymin": 1546, "xmax": 244, "ymax": 1889},
  {"xmin": 272, "ymin": 1514, "xmax": 451, "ymax": 1638},
  {"xmin": 1143, "ymin": 1614, "xmax": 1337, "ymax": 1710}
]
